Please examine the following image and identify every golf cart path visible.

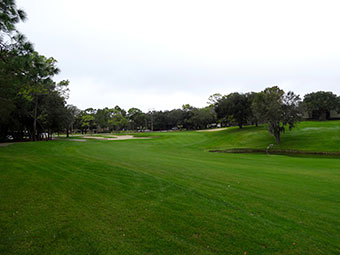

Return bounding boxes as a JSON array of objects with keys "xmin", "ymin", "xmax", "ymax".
[{"xmin": 0, "ymin": 143, "xmax": 12, "ymax": 147}]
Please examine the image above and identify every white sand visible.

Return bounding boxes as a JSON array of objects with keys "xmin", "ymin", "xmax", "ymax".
[
  {"xmin": 197, "ymin": 128, "xmax": 228, "ymax": 132},
  {"xmin": 54, "ymin": 138, "xmax": 87, "ymax": 142},
  {"xmin": 83, "ymin": 135, "xmax": 151, "ymax": 141}
]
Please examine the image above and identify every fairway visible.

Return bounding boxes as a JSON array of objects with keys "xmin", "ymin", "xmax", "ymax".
[{"xmin": 1, "ymin": 121, "xmax": 340, "ymax": 254}]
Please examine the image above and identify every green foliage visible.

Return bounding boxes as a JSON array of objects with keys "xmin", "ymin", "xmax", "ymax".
[
  {"xmin": 128, "ymin": 107, "xmax": 146, "ymax": 130},
  {"xmin": 0, "ymin": 0, "xmax": 26, "ymax": 33},
  {"xmin": 190, "ymin": 106, "xmax": 216, "ymax": 130},
  {"xmin": 176, "ymin": 104, "xmax": 216, "ymax": 130},
  {"xmin": 73, "ymin": 107, "xmax": 130, "ymax": 133},
  {"xmin": 303, "ymin": 91, "xmax": 340, "ymax": 120},
  {"xmin": 207, "ymin": 93, "xmax": 222, "ymax": 106},
  {"xmin": 215, "ymin": 92, "xmax": 251, "ymax": 128},
  {"xmin": 108, "ymin": 108, "xmax": 129, "ymax": 131},
  {"xmin": 0, "ymin": 0, "xmax": 69, "ymax": 141},
  {"xmin": 252, "ymin": 86, "xmax": 301, "ymax": 143}
]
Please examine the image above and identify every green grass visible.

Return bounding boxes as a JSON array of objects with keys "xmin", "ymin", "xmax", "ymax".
[
  {"xmin": 202, "ymin": 120, "xmax": 340, "ymax": 152},
  {"xmin": 0, "ymin": 121, "xmax": 340, "ymax": 254}
]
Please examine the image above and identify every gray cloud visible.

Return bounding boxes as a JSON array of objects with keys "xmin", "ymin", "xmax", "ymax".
[{"xmin": 17, "ymin": 0, "xmax": 340, "ymax": 111}]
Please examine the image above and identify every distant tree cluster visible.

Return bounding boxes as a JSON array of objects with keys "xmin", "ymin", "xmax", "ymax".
[
  {"xmin": 69, "ymin": 87, "xmax": 340, "ymax": 144},
  {"xmin": 211, "ymin": 88, "xmax": 340, "ymax": 143},
  {"xmin": 211, "ymin": 87, "xmax": 302, "ymax": 143},
  {"xmin": 0, "ymin": 0, "xmax": 71, "ymax": 141},
  {"xmin": 71, "ymin": 104, "xmax": 216, "ymax": 134}
]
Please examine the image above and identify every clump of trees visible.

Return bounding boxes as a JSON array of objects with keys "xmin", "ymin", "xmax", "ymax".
[
  {"xmin": 211, "ymin": 87, "xmax": 340, "ymax": 143},
  {"xmin": 0, "ymin": 0, "xmax": 71, "ymax": 141},
  {"xmin": 211, "ymin": 87, "xmax": 301, "ymax": 143},
  {"xmin": 303, "ymin": 91, "xmax": 340, "ymax": 120},
  {"xmin": 214, "ymin": 92, "xmax": 253, "ymax": 128},
  {"xmin": 70, "ymin": 104, "xmax": 216, "ymax": 134}
]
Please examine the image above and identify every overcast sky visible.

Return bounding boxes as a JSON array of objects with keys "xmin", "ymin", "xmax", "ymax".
[{"xmin": 17, "ymin": 0, "xmax": 340, "ymax": 111}]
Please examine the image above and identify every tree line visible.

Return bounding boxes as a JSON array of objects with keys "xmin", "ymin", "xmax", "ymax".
[
  {"xmin": 1, "ymin": 1, "xmax": 340, "ymax": 144},
  {"xmin": 66, "ymin": 87, "xmax": 340, "ymax": 144},
  {"xmin": 69, "ymin": 104, "xmax": 216, "ymax": 135}
]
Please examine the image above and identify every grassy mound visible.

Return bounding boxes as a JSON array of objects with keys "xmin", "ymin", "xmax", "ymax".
[{"xmin": 201, "ymin": 120, "xmax": 340, "ymax": 153}]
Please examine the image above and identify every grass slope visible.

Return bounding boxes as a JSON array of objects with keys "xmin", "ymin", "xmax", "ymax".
[
  {"xmin": 202, "ymin": 120, "xmax": 340, "ymax": 152},
  {"xmin": 0, "ymin": 121, "xmax": 340, "ymax": 254}
]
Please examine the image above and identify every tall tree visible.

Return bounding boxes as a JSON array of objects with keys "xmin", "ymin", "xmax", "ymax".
[
  {"xmin": 246, "ymin": 92, "xmax": 259, "ymax": 126},
  {"xmin": 81, "ymin": 108, "xmax": 96, "ymax": 134},
  {"xmin": 95, "ymin": 108, "xmax": 110, "ymax": 131},
  {"xmin": 0, "ymin": 0, "xmax": 33, "ymax": 140},
  {"xmin": 128, "ymin": 108, "xmax": 145, "ymax": 130},
  {"xmin": 252, "ymin": 86, "xmax": 301, "ymax": 144},
  {"xmin": 108, "ymin": 107, "xmax": 128, "ymax": 131},
  {"xmin": 19, "ymin": 53, "xmax": 61, "ymax": 140},
  {"xmin": 191, "ymin": 106, "xmax": 216, "ymax": 130},
  {"xmin": 64, "ymin": 105, "xmax": 80, "ymax": 137},
  {"xmin": 215, "ymin": 93, "xmax": 251, "ymax": 128},
  {"xmin": 182, "ymin": 104, "xmax": 196, "ymax": 130}
]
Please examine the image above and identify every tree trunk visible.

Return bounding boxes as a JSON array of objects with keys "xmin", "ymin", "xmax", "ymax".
[
  {"xmin": 275, "ymin": 132, "xmax": 280, "ymax": 144},
  {"xmin": 33, "ymin": 96, "xmax": 38, "ymax": 141},
  {"xmin": 66, "ymin": 128, "xmax": 69, "ymax": 138}
]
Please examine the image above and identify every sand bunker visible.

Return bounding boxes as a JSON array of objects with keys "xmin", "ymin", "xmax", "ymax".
[
  {"xmin": 83, "ymin": 135, "xmax": 151, "ymax": 141},
  {"xmin": 54, "ymin": 138, "xmax": 87, "ymax": 142},
  {"xmin": 197, "ymin": 128, "xmax": 228, "ymax": 132}
]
